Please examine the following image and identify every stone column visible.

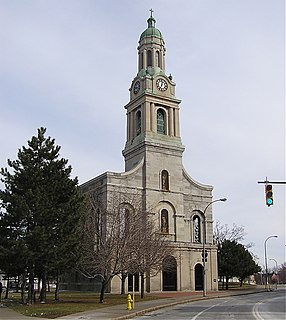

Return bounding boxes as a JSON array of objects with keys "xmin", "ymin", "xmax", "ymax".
[
  {"xmin": 127, "ymin": 112, "xmax": 130, "ymax": 141},
  {"xmin": 143, "ymin": 49, "xmax": 147, "ymax": 69},
  {"xmin": 168, "ymin": 108, "xmax": 174, "ymax": 136},
  {"xmin": 150, "ymin": 102, "xmax": 155, "ymax": 132},
  {"xmin": 145, "ymin": 102, "xmax": 151, "ymax": 132},
  {"xmin": 174, "ymin": 109, "xmax": 180, "ymax": 137},
  {"xmin": 130, "ymin": 111, "xmax": 134, "ymax": 140},
  {"xmin": 152, "ymin": 48, "xmax": 156, "ymax": 68}
]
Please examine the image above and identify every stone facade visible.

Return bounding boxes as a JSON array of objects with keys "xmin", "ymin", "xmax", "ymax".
[{"xmin": 81, "ymin": 13, "xmax": 218, "ymax": 293}]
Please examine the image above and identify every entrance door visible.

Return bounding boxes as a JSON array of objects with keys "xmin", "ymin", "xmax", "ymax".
[
  {"xmin": 162, "ymin": 256, "xmax": 177, "ymax": 291},
  {"xmin": 195, "ymin": 264, "xmax": 203, "ymax": 290}
]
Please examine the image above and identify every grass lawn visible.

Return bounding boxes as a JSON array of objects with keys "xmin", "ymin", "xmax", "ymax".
[
  {"xmin": 5, "ymin": 291, "xmax": 161, "ymax": 319},
  {"xmin": 4, "ymin": 284, "xmax": 259, "ymax": 318},
  {"xmin": 218, "ymin": 282, "xmax": 256, "ymax": 290}
]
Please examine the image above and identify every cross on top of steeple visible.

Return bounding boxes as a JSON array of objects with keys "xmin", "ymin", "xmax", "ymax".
[{"xmin": 147, "ymin": 9, "xmax": 156, "ymax": 28}]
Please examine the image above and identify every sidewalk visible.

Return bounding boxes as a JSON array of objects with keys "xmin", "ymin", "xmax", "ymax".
[
  {"xmin": 0, "ymin": 287, "xmax": 267, "ymax": 320},
  {"xmin": 0, "ymin": 304, "xmax": 43, "ymax": 320}
]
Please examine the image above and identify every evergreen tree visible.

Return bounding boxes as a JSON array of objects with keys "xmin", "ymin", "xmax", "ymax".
[
  {"xmin": 218, "ymin": 240, "xmax": 260, "ymax": 289},
  {"xmin": 0, "ymin": 127, "xmax": 84, "ymax": 303}
]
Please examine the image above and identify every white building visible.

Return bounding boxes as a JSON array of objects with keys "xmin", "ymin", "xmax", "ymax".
[{"xmin": 81, "ymin": 12, "xmax": 219, "ymax": 293}]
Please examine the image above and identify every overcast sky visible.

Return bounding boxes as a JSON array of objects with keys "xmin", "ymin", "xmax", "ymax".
[{"xmin": 0, "ymin": 0, "xmax": 285, "ymax": 269}]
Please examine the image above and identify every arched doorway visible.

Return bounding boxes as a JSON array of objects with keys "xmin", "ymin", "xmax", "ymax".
[
  {"xmin": 162, "ymin": 256, "xmax": 177, "ymax": 291},
  {"xmin": 195, "ymin": 264, "xmax": 203, "ymax": 290}
]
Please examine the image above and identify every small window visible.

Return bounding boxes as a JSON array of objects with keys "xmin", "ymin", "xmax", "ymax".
[
  {"xmin": 161, "ymin": 209, "xmax": 169, "ymax": 234},
  {"xmin": 136, "ymin": 111, "xmax": 141, "ymax": 136},
  {"xmin": 161, "ymin": 170, "xmax": 169, "ymax": 191},
  {"xmin": 193, "ymin": 215, "xmax": 201, "ymax": 243},
  {"xmin": 157, "ymin": 109, "xmax": 166, "ymax": 134},
  {"xmin": 119, "ymin": 207, "xmax": 130, "ymax": 238},
  {"xmin": 147, "ymin": 50, "xmax": 152, "ymax": 67}
]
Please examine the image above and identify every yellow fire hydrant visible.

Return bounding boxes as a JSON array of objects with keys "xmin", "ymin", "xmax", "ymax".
[{"xmin": 127, "ymin": 293, "xmax": 133, "ymax": 310}]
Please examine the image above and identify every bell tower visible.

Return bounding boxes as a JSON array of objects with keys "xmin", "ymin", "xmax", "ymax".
[{"xmin": 122, "ymin": 11, "xmax": 185, "ymax": 172}]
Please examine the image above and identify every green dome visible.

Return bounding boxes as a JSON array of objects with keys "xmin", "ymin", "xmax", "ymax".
[
  {"xmin": 139, "ymin": 14, "xmax": 164, "ymax": 41},
  {"xmin": 140, "ymin": 27, "xmax": 163, "ymax": 41}
]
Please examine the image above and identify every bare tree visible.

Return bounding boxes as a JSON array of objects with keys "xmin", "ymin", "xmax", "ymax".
[
  {"xmin": 128, "ymin": 212, "xmax": 174, "ymax": 298},
  {"xmin": 214, "ymin": 220, "xmax": 255, "ymax": 251},
  {"xmin": 277, "ymin": 263, "xmax": 286, "ymax": 284},
  {"xmin": 76, "ymin": 188, "xmax": 172, "ymax": 303},
  {"xmin": 214, "ymin": 220, "xmax": 246, "ymax": 245}
]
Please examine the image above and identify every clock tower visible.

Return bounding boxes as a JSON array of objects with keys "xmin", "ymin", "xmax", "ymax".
[{"xmin": 123, "ymin": 12, "xmax": 184, "ymax": 173}]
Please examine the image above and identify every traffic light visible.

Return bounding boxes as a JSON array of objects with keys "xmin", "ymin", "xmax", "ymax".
[{"xmin": 265, "ymin": 184, "xmax": 274, "ymax": 207}]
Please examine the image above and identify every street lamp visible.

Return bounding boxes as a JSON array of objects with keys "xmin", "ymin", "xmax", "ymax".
[
  {"xmin": 202, "ymin": 198, "xmax": 227, "ymax": 297},
  {"xmin": 264, "ymin": 235, "xmax": 278, "ymax": 291}
]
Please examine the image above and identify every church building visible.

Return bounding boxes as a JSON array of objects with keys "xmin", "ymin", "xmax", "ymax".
[{"xmin": 81, "ymin": 12, "xmax": 219, "ymax": 293}]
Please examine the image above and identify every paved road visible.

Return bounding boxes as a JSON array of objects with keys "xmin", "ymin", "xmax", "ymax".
[{"xmin": 134, "ymin": 288, "xmax": 286, "ymax": 320}]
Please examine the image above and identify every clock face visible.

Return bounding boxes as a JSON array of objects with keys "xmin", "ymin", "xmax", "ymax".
[
  {"xmin": 133, "ymin": 81, "xmax": 140, "ymax": 94},
  {"xmin": 156, "ymin": 78, "xmax": 168, "ymax": 91}
]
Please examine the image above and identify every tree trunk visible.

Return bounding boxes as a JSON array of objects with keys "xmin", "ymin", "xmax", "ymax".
[
  {"xmin": 121, "ymin": 273, "xmax": 127, "ymax": 294},
  {"xmin": 99, "ymin": 280, "xmax": 106, "ymax": 303},
  {"xmin": 225, "ymin": 277, "xmax": 229, "ymax": 290},
  {"xmin": 239, "ymin": 278, "xmax": 243, "ymax": 287},
  {"xmin": 16, "ymin": 276, "xmax": 20, "ymax": 292},
  {"xmin": 39, "ymin": 270, "xmax": 47, "ymax": 303},
  {"xmin": 146, "ymin": 271, "xmax": 150, "ymax": 293},
  {"xmin": 20, "ymin": 273, "xmax": 27, "ymax": 304},
  {"xmin": 27, "ymin": 270, "xmax": 35, "ymax": 304},
  {"xmin": 140, "ymin": 273, "xmax": 144, "ymax": 299},
  {"xmin": 5, "ymin": 277, "xmax": 9, "ymax": 299},
  {"xmin": 54, "ymin": 270, "xmax": 60, "ymax": 301}
]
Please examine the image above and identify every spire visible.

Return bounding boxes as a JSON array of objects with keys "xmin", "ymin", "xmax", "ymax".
[
  {"xmin": 147, "ymin": 8, "xmax": 156, "ymax": 28},
  {"xmin": 137, "ymin": 11, "xmax": 166, "ymax": 75},
  {"xmin": 139, "ymin": 10, "xmax": 163, "ymax": 42}
]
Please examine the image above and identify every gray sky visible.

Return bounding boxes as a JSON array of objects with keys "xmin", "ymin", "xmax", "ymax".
[{"xmin": 0, "ymin": 0, "xmax": 285, "ymax": 269}]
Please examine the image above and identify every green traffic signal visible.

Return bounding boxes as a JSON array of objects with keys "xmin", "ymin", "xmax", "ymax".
[{"xmin": 265, "ymin": 184, "xmax": 274, "ymax": 207}]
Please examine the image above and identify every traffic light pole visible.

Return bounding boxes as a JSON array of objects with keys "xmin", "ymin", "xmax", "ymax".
[{"xmin": 257, "ymin": 180, "xmax": 286, "ymax": 184}]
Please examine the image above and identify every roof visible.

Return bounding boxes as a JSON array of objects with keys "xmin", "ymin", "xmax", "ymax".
[{"xmin": 139, "ymin": 14, "xmax": 164, "ymax": 41}]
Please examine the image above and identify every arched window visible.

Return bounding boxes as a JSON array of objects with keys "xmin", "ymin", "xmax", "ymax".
[
  {"xmin": 193, "ymin": 215, "xmax": 201, "ymax": 243},
  {"xmin": 161, "ymin": 170, "xmax": 169, "ymax": 191},
  {"xmin": 157, "ymin": 109, "xmax": 166, "ymax": 134},
  {"xmin": 136, "ymin": 110, "xmax": 141, "ymax": 136},
  {"xmin": 156, "ymin": 51, "xmax": 160, "ymax": 67},
  {"xmin": 147, "ymin": 50, "xmax": 152, "ymax": 67},
  {"xmin": 119, "ymin": 206, "xmax": 130, "ymax": 238},
  {"xmin": 161, "ymin": 209, "xmax": 169, "ymax": 234}
]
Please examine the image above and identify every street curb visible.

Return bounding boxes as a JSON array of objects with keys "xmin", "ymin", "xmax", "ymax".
[{"xmin": 114, "ymin": 289, "xmax": 267, "ymax": 320}]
